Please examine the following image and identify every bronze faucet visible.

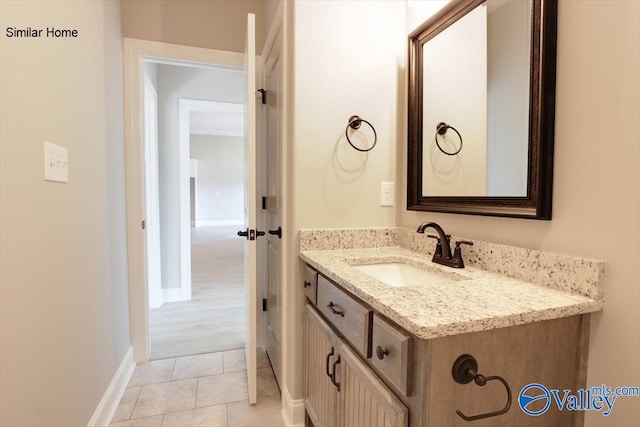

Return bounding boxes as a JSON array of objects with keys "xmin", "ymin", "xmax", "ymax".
[{"xmin": 416, "ymin": 222, "xmax": 473, "ymax": 268}]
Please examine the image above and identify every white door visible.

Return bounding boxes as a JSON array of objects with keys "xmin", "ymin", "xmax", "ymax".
[
  {"xmin": 242, "ymin": 12, "xmax": 258, "ymax": 405},
  {"xmin": 143, "ymin": 74, "xmax": 163, "ymax": 310},
  {"xmin": 263, "ymin": 27, "xmax": 283, "ymax": 386}
]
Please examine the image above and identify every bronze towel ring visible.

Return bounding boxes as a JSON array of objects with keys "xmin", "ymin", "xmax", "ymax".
[{"xmin": 435, "ymin": 122, "xmax": 463, "ymax": 156}]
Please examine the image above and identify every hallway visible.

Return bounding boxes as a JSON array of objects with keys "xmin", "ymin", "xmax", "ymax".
[{"xmin": 110, "ymin": 349, "xmax": 284, "ymax": 426}]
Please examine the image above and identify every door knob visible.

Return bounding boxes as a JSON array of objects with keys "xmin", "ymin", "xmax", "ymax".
[{"xmin": 237, "ymin": 228, "xmax": 264, "ymax": 240}]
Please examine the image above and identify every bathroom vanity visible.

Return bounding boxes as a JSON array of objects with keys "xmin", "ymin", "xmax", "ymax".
[{"xmin": 299, "ymin": 228, "xmax": 604, "ymax": 427}]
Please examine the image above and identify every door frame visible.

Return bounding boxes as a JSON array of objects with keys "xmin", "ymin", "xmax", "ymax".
[
  {"xmin": 123, "ymin": 38, "xmax": 249, "ymax": 362},
  {"xmin": 262, "ymin": 3, "xmax": 305, "ymax": 424},
  {"xmin": 143, "ymin": 74, "xmax": 163, "ymax": 310}
]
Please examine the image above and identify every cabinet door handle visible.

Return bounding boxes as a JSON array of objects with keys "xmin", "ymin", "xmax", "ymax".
[
  {"xmin": 327, "ymin": 301, "xmax": 345, "ymax": 317},
  {"xmin": 304, "ymin": 280, "xmax": 312, "ymax": 288},
  {"xmin": 325, "ymin": 347, "xmax": 335, "ymax": 378},
  {"xmin": 331, "ymin": 356, "xmax": 341, "ymax": 391}
]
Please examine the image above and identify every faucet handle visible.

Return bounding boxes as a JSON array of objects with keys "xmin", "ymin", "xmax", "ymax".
[
  {"xmin": 427, "ymin": 234, "xmax": 443, "ymax": 258},
  {"xmin": 452, "ymin": 240, "xmax": 473, "ymax": 266}
]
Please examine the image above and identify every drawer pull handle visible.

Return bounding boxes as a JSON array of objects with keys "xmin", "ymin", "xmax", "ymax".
[
  {"xmin": 375, "ymin": 346, "xmax": 389, "ymax": 360},
  {"xmin": 304, "ymin": 280, "xmax": 312, "ymax": 288},
  {"xmin": 327, "ymin": 302, "xmax": 345, "ymax": 317},
  {"xmin": 325, "ymin": 347, "xmax": 335, "ymax": 378},
  {"xmin": 331, "ymin": 356, "xmax": 341, "ymax": 391}
]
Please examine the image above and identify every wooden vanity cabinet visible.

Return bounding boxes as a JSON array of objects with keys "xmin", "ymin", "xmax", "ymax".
[
  {"xmin": 303, "ymin": 265, "xmax": 318, "ymax": 304},
  {"xmin": 303, "ymin": 266, "xmax": 589, "ymax": 427},
  {"xmin": 305, "ymin": 305, "xmax": 409, "ymax": 427},
  {"xmin": 304, "ymin": 304, "xmax": 338, "ymax": 427},
  {"xmin": 317, "ymin": 274, "xmax": 372, "ymax": 359},
  {"xmin": 371, "ymin": 314, "xmax": 413, "ymax": 397},
  {"xmin": 420, "ymin": 315, "xmax": 587, "ymax": 427}
]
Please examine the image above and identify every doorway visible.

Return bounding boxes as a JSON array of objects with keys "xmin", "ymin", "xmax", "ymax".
[
  {"xmin": 123, "ymin": 24, "xmax": 282, "ymax": 408},
  {"xmin": 123, "ymin": 38, "xmax": 257, "ymax": 363},
  {"xmin": 144, "ymin": 67, "xmax": 248, "ymax": 359},
  {"xmin": 145, "ymin": 72, "xmax": 246, "ymax": 360}
]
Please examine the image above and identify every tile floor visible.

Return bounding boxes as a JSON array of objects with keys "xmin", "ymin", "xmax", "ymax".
[{"xmin": 111, "ymin": 349, "xmax": 285, "ymax": 427}]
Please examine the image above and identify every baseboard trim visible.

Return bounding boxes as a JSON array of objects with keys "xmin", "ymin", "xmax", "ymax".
[
  {"xmin": 281, "ymin": 387, "xmax": 305, "ymax": 427},
  {"xmin": 87, "ymin": 345, "xmax": 135, "ymax": 427},
  {"xmin": 195, "ymin": 220, "xmax": 243, "ymax": 227},
  {"xmin": 162, "ymin": 288, "xmax": 187, "ymax": 303}
]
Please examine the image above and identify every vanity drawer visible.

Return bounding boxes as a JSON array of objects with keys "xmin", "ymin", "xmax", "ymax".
[
  {"xmin": 303, "ymin": 265, "xmax": 318, "ymax": 304},
  {"xmin": 371, "ymin": 314, "xmax": 413, "ymax": 396},
  {"xmin": 317, "ymin": 274, "xmax": 372, "ymax": 358}
]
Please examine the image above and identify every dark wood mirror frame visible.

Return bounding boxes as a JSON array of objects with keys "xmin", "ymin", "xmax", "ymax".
[{"xmin": 407, "ymin": 0, "xmax": 557, "ymax": 219}]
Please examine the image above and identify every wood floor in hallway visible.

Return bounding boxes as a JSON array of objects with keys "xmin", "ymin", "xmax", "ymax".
[{"xmin": 149, "ymin": 225, "xmax": 245, "ymax": 360}]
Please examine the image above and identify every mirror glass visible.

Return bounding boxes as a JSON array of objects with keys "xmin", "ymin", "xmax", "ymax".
[
  {"xmin": 407, "ymin": 0, "xmax": 557, "ymax": 219},
  {"xmin": 422, "ymin": 0, "xmax": 530, "ymax": 197}
]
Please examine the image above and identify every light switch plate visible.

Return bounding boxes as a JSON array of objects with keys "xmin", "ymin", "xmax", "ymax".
[{"xmin": 44, "ymin": 141, "xmax": 68, "ymax": 183}]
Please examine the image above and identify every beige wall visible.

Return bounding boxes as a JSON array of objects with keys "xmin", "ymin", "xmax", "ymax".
[
  {"xmin": 263, "ymin": 0, "xmax": 281, "ymax": 40},
  {"xmin": 0, "ymin": 1, "xmax": 130, "ymax": 425},
  {"xmin": 401, "ymin": 1, "xmax": 640, "ymax": 425},
  {"xmin": 289, "ymin": 0, "xmax": 405, "ymax": 400},
  {"xmin": 121, "ymin": 0, "xmax": 267, "ymax": 53},
  {"xmin": 292, "ymin": 1, "xmax": 404, "ymax": 230}
]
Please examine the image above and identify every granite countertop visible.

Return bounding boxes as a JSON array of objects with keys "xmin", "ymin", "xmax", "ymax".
[{"xmin": 299, "ymin": 245, "xmax": 604, "ymax": 340}]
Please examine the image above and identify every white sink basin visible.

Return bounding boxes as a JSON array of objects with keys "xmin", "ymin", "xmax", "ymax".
[{"xmin": 352, "ymin": 262, "xmax": 458, "ymax": 287}]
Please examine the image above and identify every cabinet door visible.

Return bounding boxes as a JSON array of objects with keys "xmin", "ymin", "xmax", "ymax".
[
  {"xmin": 426, "ymin": 316, "xmax": 584, "ymax": 427},
  {"xmin": 305, "ymin": 305, "xmax": 339, "ymax": 427},
  {"xmin": 338, "ymin": 342, "xmax": 409, "ymax": 427}
]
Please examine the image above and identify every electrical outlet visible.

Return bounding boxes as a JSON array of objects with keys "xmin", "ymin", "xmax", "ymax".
[
  {"xmin": 380, "ymin": 182, "xmax": 394, "ymax": 206},
  {"xmin": 43, "ymin": 141, "xmax": 68, "ymax": 183}
]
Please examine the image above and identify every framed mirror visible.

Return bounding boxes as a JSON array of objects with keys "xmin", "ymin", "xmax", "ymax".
[{"xmin": 407, "ymin": 0, "xmax": 557, "ymax": 219}]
